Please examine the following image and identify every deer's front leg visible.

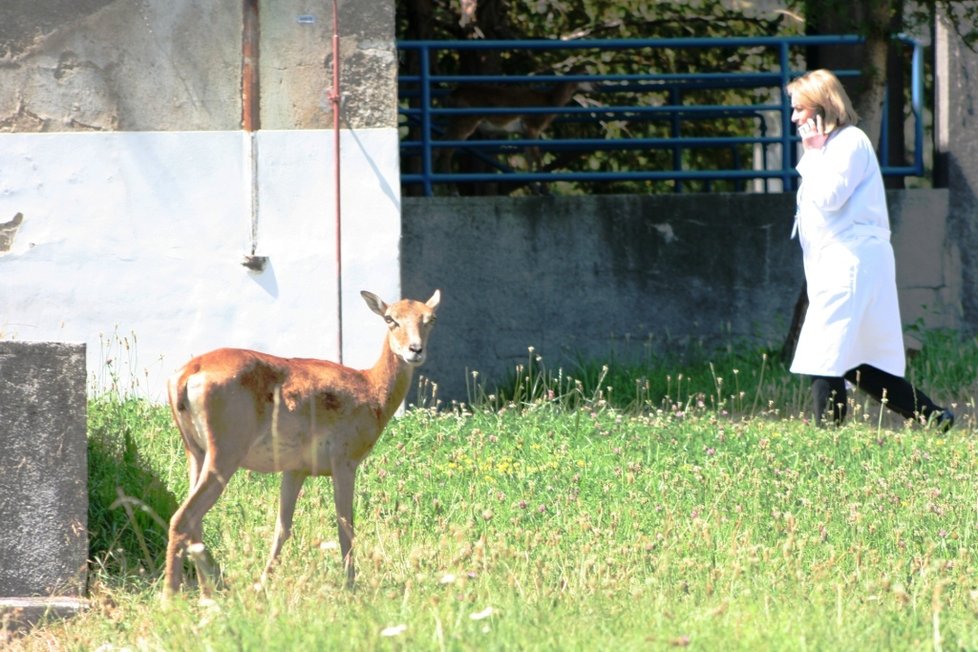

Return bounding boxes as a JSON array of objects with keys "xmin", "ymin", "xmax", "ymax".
[
  {"xmin": 261, "ymin": 470, "xmax": 308, "ymax": 583},
  {"xmin": 331, "ymin": 460, "xmax": 358, "ymax": 588}
]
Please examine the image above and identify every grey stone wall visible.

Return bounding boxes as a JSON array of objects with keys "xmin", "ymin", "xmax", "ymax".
[
  {"xmin": 402, "ymin": 190, "xmax": 959, "ymax": 403},
  {"xmin": 936, "ymin": 6, "xmax": 978, "ymax": 334},
  {"xmin": 261, "ymin": 0, "xmax": 397, "ymax": 129},
  {"xmin": 0, "ymin": 0, "xmax": 395, "ymax": 132},
  {"xmin": 0, "ymin": 342, "xmax": 88, "ymax": 598}
]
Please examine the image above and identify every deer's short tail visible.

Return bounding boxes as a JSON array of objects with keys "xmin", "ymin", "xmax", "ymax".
[{"xmin": 168, "ymin": 362, "xmax": 202, "ymax": 413}]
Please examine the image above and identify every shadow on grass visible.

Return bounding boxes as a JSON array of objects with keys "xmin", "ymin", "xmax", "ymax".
[{"xmin": 87, "ymin": 396, "xmax": 179, "ymax": 586}]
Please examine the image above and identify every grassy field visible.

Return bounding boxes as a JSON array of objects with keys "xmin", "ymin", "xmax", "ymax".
[{"xmin": 7, "ymin": 330, "xmax": 978, "ymax": 651}]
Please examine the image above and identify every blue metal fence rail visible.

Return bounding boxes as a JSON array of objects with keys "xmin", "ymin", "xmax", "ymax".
[{"xmin": 398, "ymin": 36, "xmax": 924, "ymax": 196}]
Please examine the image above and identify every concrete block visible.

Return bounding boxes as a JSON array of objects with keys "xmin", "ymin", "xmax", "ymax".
[
  {"xmin": 0, "ymin": 597, "xmax": 89, "ymax": 635},
  {"xmin": 0, "ymin": 342, "xmax": 88, "ymax": 630}
]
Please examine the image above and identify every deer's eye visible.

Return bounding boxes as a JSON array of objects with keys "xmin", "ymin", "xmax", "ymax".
[{"xmin": 385, "ymin": 315, "xmax": 399, "ymax": 328}]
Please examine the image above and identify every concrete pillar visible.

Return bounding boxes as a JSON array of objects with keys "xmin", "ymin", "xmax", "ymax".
[
  {"xmin": 0, "ymin": 342, "xmax": 88, "ymax": 632},
  {"xmin": 935, "ymin": 8, "xmax": 978, "ymax": 333}
]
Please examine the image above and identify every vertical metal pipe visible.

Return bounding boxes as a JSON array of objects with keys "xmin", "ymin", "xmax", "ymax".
[
  {"xmin": 669, "ymin": 87, "xmax": 682, "ymax": 193},
  {"xmin": 420, "ymin": 45, "xmax": 433, "ymax": 197},
  {"xmin": 911, "ymin": 39, "xmax": 924, "ymax": 173},
  {"xmin": 330, "ymin": 0, "xmax": 343, "ymax": 363},
  {"xmin": 242, "ymin": 0, "xmax": 260, "ymax": 132},
  {"xmin": 243, "ymin": 0, "xmax": 261, "ymax": 256}
]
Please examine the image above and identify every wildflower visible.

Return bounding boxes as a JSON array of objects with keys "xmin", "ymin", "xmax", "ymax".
[
  {"xmin": 439, "ymin": 573, "xmax": 456, "ymax": 584},
  {"xmin": 470, "ymin": 606, "xmax": 494, "ymax": 620}
]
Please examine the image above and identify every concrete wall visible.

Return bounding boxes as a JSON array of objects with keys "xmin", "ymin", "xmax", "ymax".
[
  {"xmin": 0, "ymin": 0, "xmax": 402, "ymax": 400},
  {"xmin": 0, "ymin": 128, "xmax": 401, "ymax": 401},
  {"xmin": 0, "ymin": 342, "xmax": 88, "ymax": 598},
  {"xmin": 936, "ymin": 6, "xmax": 978, "ymax": 333},
  {"xmin": 0, "ymin": 0, "xmax": 394, "ymax": 131},
  {"xmin": 402, "ymin": 190, "xmax": 960, "ymax": 402}
]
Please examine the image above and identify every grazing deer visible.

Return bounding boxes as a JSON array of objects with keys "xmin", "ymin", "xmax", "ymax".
[
  {"xmin": 436, "ymin": 79, "xmax": 587, "ymax": 174},
  {"xmin": 163, "ymin": 289, "xmax": 441, "ymax": 597}
]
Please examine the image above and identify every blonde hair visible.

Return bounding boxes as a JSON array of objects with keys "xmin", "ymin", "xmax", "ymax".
[{"xmin": 786, "ymin": 69, "xmax": 859, "ymax": 134}]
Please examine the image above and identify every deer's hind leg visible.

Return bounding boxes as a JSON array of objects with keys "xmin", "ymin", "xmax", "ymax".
[
  {"xmin": 166, "ymin": 445, "xmax": 252, "ymax": 596},
  {"xmin": 164, "ymin": 404, "xmax": 249, "ymax": 597}
]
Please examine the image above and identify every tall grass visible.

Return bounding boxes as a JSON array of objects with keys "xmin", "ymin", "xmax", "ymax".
[
  {"xmin": 7, "ymin": 328, "xmax": 978, "ymax": 651},
  {"xmin": 480, "ymin": 327, "xmax": 974, "ymax": 428}
]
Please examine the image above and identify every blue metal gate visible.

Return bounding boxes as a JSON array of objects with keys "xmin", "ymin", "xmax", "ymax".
[{"xmin": 398, "ymin": 36, "xmax": 924, "ymax": 196}]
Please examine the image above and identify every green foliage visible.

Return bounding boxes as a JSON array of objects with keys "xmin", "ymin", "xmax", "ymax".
[
  {"xmin": 399, "ymin": 1, "xmax": 978, "ymax": 196},
  {"xmin": 483, "ymin": 325, "xmax": 975, "ymax": 432},
  {"xmin": 399, "ymin": 0, "xmax": 811, "ymax": 196},
  {"xmin": 87, "ymin": 394, "xmax": 179, "ymax": 586},
  {"xmin": 904, "ymin": 325, "xmax": 978, "ymax": 401},
  {"xmin": 483, "ymin": 338, "xmax": 804, "ymax": 418}
]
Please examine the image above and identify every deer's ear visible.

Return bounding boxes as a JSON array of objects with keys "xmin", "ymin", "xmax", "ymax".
[
  {"xmin": 361, "ymin": 291, "xmax": 388, "ymax": 316},
  {"xmin": 426, "ymin": 289, "xmax": 441, "ymax": 312}
]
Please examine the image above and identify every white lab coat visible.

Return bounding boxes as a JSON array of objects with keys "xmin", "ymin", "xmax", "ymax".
[{"xmin": 790, "ymin": 125, "xmax": 906, "ymax": 377}]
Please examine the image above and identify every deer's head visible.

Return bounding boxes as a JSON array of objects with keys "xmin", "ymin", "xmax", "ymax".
[{"xmin": 361, "ymin": 290, "xmax": 441, "ymax": 366}]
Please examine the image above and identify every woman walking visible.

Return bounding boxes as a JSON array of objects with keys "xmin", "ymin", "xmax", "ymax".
[{"xmin": 787, "ymin": 69, "xmax": 953, "ymax": 430}]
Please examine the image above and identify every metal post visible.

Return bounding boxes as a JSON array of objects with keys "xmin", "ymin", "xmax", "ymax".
[
  {"xmin": 243, "ymin": 0, "xmax": 261, "ymax": 259},
  {"xmin": 330, "ymin": 0, "xmax": 343, "ymax": 363}
]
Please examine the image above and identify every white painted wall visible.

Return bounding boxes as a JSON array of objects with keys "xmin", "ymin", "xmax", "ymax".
[{"xmin": 0, "ymin": 129, "xmax": 402, "ymax": 402}]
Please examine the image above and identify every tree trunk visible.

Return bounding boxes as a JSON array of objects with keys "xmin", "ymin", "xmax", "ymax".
[
  {"xmin": 884, "ymin": 2, "xmax": 907, "ymax": 190},
  {"xmin": 851, "ymin": 1, "xmax": 892, "ymax": 150},
  {"xmin": 803, "ymin": 0, "xmax": 893, "ymax": 148}
]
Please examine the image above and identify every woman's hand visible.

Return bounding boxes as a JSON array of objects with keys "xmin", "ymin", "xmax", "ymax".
[{"xmin": 798, "ymin": 114, "xmax": 828, "ymax": 150}]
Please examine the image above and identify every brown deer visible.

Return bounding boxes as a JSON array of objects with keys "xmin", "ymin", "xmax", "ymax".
[
  {"xmin": 163, "ymin": 289, "xmax": 441, "ymax": 597},
  {"xmin": 436, "ymin": 79, "xmax": 587, "ymax": 174}
]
